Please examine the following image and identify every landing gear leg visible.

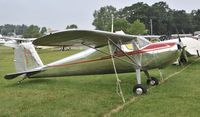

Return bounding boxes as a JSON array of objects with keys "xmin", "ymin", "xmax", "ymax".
[
  {"xmin": 133, "ymin": 69, "xmax": 147, "ymax": 95},
  {"xmin": 144, "ymin": 70, "xmax": 159, "ymax": 86},
  {"xmin": 17, "ymin": 77, "xmax": 26, "ymax": 84}
]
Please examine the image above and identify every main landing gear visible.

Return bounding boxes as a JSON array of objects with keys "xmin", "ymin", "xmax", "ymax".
[
  {"xmin": 133, "ymin": 84, "xmax": 147, "ymax": 95},
  {"xmin": 133, "ymin": 69, "xmax": 159, "ymax": 95},
  {"xmin": 146, "ymin": 77, "xmax": 159, "ymax": 86}
]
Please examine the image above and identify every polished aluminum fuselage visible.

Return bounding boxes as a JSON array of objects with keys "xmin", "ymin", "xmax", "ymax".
[{"xmin": 29, "ymin": 42, "xmax": 180, "ymax": 78}]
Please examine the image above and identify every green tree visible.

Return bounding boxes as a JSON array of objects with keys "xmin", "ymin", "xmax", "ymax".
[
  {"xmin": 15, "ymin": 24, "xmax": 28, "ymax": 35},
  {"xmin": 150, "ymin": 2, "xmax": 170, "ymax": 34},
  {"xmin": 170, "ymin": 10, "xmax": 193, "ymax": 34},
  {"xmin": 120, "ymin": 2, "xmax": 150, "ymax": 26},
  {"xmin": 0, "ymin": 24, "xmax": 15, "ymax": 35},
  {"xmin": 0, "ymin": 24, "xmax": 28, "ymax": 36},
  {"xmin": 113, "ymin": 18, "xmax": 130, "ymax": 33},
  {"xmin": 66, "ymin": 24, "xmax": 78, "ymax": 29},
  {"xmin": 127, "ymin": 20, "xmax": 147, "ymax": 35},
  {"xmin": 40, "ymin": 27, "xmax": 47, "ymax": 35},
  {"xmin": 191, "ymin": 9, "xmax": 200, "ymax": 31},
  {"xmin": 23, "ymin": 25, "xmax": 41, "ymax": 38},
  {"xmin": 93, "ymin": 2, "xmax": 199, "ymax": 34},
  {"xmin": 92, "ymin": 5, "xmax": 118, "ymax": 31}
]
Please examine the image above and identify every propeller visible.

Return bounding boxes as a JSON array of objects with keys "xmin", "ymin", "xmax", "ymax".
[{"xmin": 176, "ymin": 30, "xmax": 188, "ymax": 65}]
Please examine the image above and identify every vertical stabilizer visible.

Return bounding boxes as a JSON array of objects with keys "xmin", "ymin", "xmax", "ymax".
[{"xmin": 14, "ymin": 42, "xmax": 43, "ymax": 72}]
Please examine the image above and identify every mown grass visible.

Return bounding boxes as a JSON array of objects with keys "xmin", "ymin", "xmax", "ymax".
[
  {"xmin": 0, "ymin": 46, "xmax": 200, "ymax": 117},
  {"xmin": 111, "ymin": 58, "xmax": 200, "ymax": 117}
]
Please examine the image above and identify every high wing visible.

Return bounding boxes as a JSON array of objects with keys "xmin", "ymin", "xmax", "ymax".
[{"xmin": 33, "ymin": 30, "xmax": 140, "ymax": 47}]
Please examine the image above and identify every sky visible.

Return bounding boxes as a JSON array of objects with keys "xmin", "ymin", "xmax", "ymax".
[{"xmin": 0, "ymin": 0, "xmax": 199, "ymax": 30}]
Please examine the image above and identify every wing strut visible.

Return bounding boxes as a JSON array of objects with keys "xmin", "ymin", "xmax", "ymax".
[
  {"xmin": 81, "ymin": 36, "xmax": 146, "ymax": 95},
  {"xmin": 108, "ymin": 38, "xmax": 142, "ymax": 68},
  {"xmin": 82, "ymin": 41, "xmax": 127, "ymax": 102},
  {"xmin": 81, "ymin": 43, "xmax": 135, "ymax": 65},
  {"xmin": 108, "ymin": 40, "xmax": 126, "ymax": 103},
  {"xmin": 107, "ymin": 37, "xmax": 148, "ymax": 95},
  {"xmin": 108, "ymin": 39, "xmax": 138, "ymax": 66}
]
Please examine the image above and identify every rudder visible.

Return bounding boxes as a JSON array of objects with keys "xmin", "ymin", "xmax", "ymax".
[{"xmin": 14, "ymin": 42, "xmax": 43, "ymax": 72}]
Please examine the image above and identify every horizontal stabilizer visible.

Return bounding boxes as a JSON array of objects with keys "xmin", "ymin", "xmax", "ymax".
[{"xmin": 4, "ymin": 70, "xmax": 41, "ymax": 80}]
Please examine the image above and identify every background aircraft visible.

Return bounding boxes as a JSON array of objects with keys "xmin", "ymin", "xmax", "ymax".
[
  {"xmin": 158, "ymin": 36, "xmax": 200, "ymax": 65},
  {"xmin": 0, "ymin": 36, "xmax": 34, "ymax": 48},
  {"xmin": 3, "ymin": 30, "xmax": 181, "ymax": 95},
  {"xmin": 140, "ymin": 34, "xmax": 200, "ymax": 65},
  {"xmin": 0, "ymin": 39, "xmax": 6, "ymax": 45}
]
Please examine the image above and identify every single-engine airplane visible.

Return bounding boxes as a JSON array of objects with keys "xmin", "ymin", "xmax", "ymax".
[{"xmin": 4, "ymin": 30, "xmax": 181, "ymax": 95}]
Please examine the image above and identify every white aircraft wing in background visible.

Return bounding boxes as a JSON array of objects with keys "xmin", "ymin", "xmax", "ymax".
[{"xmin": 164, "ymin": 37, "xmax": 200, "ymax": 56}]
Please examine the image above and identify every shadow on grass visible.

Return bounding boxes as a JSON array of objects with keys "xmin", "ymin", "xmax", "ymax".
[{"xmin": 4, "ymin": 78, "xmax": 56, "ymax": 87}]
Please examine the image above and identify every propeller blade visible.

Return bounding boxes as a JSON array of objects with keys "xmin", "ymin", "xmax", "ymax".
[
  {"xmin": 176, "ymin": 29, "xmax": 182, "ymax": 43},
  {"xmin": 176, "ymin": 29, "xmax": 188, "ymax": 65}
]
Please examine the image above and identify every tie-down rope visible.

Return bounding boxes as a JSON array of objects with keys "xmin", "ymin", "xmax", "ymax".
[{"xmin": 108, "ymin": 40, "xmax": 125, "ymax": 103}]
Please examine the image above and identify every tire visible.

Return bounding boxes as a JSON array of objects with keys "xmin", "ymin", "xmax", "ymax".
[
  {"xmin": 147, "ymin": 77, "xmax": 159, "ymax": 86},
  {"xmin": 133, "ymin": 84, "xmax": 147, "ymax": 95}
]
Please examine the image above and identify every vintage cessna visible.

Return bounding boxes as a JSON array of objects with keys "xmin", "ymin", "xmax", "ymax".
[{"xmin": 4, "ymin": 30, "xmax": 181, "ymax": 95}]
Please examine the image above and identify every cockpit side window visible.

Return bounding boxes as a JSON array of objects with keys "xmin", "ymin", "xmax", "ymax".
[
  {"xmin": 121, "ymin": 42, "xmax": 136, "ymax": 52},
  {"xmin": 113, "ymin": 37, "xmax": 151, "ymax": 53},
  {"xmin": 136, "ymin": 37, "xmax": 151, "ymax": 48},
  {"xmin": 120, "ymin": 37, "xmax": 150, "ymax": 52}
]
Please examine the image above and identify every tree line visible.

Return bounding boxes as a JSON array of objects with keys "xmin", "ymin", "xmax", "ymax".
[
  {"xmin": 0, "ymin": 24, "xmax": 79, "ymax": 38},
  {"xmin": 0, "ymin": 24, "xmax": 48, "ymax": 38},
  {"xmin": 92, "ymin": 1, "xmax": 200, "ymax": 35},
  {"xmin": 1, "ymin": 1, "xmax": 199, "ymax": 37}
]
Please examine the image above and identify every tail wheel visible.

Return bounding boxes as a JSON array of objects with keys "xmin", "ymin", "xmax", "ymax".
[
  {"xmin": 133, "ymin": 84, "xmax": 147, "ymax": 95},
  {"xmin": 147, "ymin": 77, "xmax": 159, "ymax": 86}
]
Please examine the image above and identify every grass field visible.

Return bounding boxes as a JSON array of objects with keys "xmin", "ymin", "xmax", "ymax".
[{"xmin": 1, "ymin": 46, "xmax": 200, "ymax": 117}]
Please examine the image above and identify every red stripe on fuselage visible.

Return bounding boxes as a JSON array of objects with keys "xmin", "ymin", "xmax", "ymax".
[
  {"xmin": 116, "ymin": 42, "xmax": 176, "ymax": 56},
  {"xmin": 49, "ymin": 42, "xmax": 177, "ymax": 67},
  {"xmin": 143, "ymin": 42, "xmax": 176, "ymax": 50}
]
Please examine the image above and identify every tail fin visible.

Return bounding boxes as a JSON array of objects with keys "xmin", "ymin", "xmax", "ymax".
[{"xmin": 14, "ymin": 42, "xmax": 44, "ymax": 72}]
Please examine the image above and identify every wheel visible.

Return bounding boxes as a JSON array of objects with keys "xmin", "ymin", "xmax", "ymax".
[
  {"xmin": 147, "ymin": 77, "xmax": 159, "ymax": 86},
  {"xmin": 133, "ymin": 84, "xmax": 147, "ymax": 95}
]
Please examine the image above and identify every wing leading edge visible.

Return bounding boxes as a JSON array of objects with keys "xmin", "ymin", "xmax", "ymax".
[{"xmin": 33, "ymin": 30, "xmax": 138, "ymax": 48}]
